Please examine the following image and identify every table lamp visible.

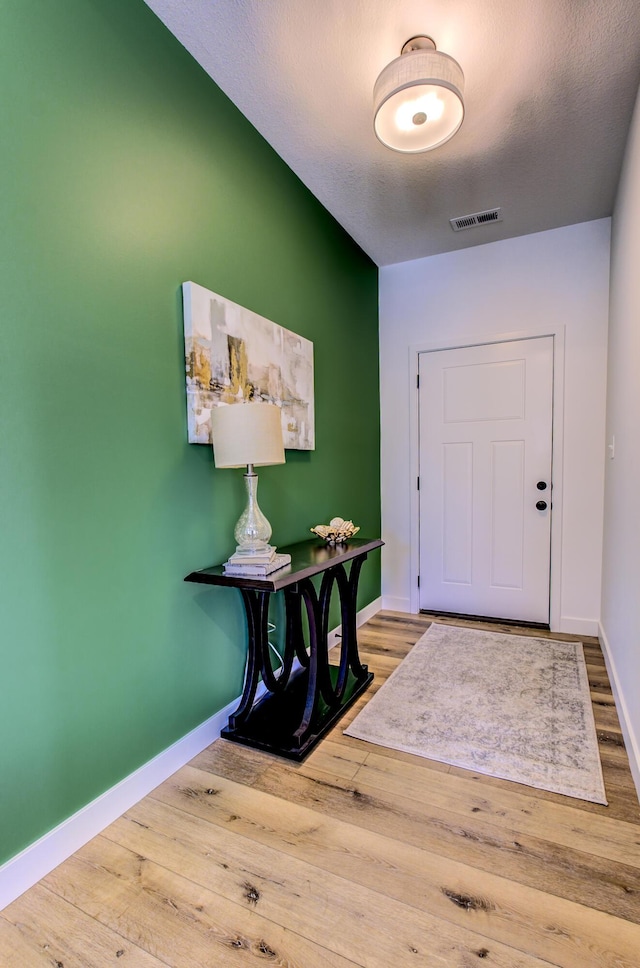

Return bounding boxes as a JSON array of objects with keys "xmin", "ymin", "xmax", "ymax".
[{"xmin": 211, "ymin": 402, "xmax": 285, "ymax": 561}]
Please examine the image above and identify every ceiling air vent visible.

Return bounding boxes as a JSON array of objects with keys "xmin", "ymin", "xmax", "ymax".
[{"xmin": 450, "ymin": 207, "xmax": 503, "ymax": 232}]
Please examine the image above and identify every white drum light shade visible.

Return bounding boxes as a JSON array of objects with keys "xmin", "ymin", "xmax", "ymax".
[
  {"xmin": 211, "ymin": 402, "xmax": 285, "ymax": 469},
  {"xmin": 211, "ymin": 402, "xmax": 285, "ymax": 556},
  {"xmin": 374, "ymin": 42, "xmax": 464, "ymax": 153}
]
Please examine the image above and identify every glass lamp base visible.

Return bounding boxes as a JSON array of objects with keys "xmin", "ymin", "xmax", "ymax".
[{"xmin": 233, "ymin": 471, "xmax": 273, "ymax": 556}]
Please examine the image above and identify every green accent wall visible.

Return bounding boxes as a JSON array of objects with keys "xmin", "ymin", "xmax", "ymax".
[{"xmin": 0, "ymin": 0, "xmax": 380, "ymax": 865}]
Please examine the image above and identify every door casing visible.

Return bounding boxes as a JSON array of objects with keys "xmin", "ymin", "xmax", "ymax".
[{"xmin": 407, "ymin": 324, "xmax": 565, "ymax": 631}]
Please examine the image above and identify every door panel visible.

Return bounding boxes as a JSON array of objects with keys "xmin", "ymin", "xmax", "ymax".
[
  {"xmin": 444, "ymin": 359, "xmax": 525, "ymax": 423},
  {"xmin": 419, "ymin": 337, "xmax": 553, "ymax": 623},
  {"xmin": 490, "ymin": 440, "xmax": 524, "ymax": 589},
  {"xmin": 442, "ymin": 442, "xmax": 473, "ymax": 584}
]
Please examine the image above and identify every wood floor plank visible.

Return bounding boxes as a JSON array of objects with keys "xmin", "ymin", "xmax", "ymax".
[
  {"xmin": 189, "ymin": 736, "xmax": 277, "ymax": 784},
  {"xmin": 341, "ymin": 751, "xmax": 640, "ymax": 867},
  {"xmin": 322, "ymin": 727, "xmax": 640, "ymax": 823},
  {"xmin": 593, "ymin": 704, "xmax": 624, "ymax": 731},
  {"xmin": 253, "ymin": 760, "xmax": 640, "ymax": 923},
  {"xmin": 2, "ymin": 610, "xmax": 638, "ymax": 968},
  {"xmin": 324, "ymin": 733, "xmax": 640, "ymax": 823},
  {"xmin": 354, "ymin": 632, "xmax": 419, "ymax": 657},
  {"xmin": 352, "ymin": 652, "xmax": 398, "ymax": 682},
  {"xmin": 592, "ymin": 694, "xmax": 615, "ymax": 714},
  {"xmin": 49, "ymin": 826, "xmax": 559, "ymax": 968},
  {"xmin": 43, "ymin": 838, "xmax": 359, "ymax": 968},
  {"xmin": 301, "ymin": 738, "xmax": 369, "ymax": 780},
  {"xmin": 416, "ymin": 614, "xmax": 601, "ymax": 647},
  {"xmin": 309, "ymin": 726, "xmax": 637, "ymax": 824},
  {"xmin": 106, "ymin": 797, "xmax": 569, "ymax": 968},
  {"xmin": 0, "ymin": 883, "xmax": 167, "ymax": 967},
  {"xmin": 416, "ymin": 611, "xmax": 600, "ymax": 648},
  {"xmin": 440, "ymin": 756, "xmax": 640, "ymax": 823},
  {"xmin": 140, "ymin": 767, "xmax": 640, "ymax": 968}
]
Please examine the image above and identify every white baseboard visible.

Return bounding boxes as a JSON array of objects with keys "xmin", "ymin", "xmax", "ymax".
[
  {"xmin": 327, "ymin": 596, "xmax": 381, "ymax": 647},
  {"xmin": 598, "ymin": 622, "xmax": 640, "ymax": 802},
  {"xmin": 356, "ymin": 595, "xmax": 382, "ymax": 626},
  {"xmin": 0, "ymin": 599, "xmax": 381, "ymax": 913},
  {"xmin": 0, "ymin": 701, "xmax": 233, "ymax": 912},
  {"xmin": 557, "ymin": 616, "xmax": 600, "ymax": 636},
  {"xmin": 381, "ymin": 595, "xmax": 412, "ymax": 613}
]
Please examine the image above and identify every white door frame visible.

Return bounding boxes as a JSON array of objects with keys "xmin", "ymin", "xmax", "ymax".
[{"xmin": 408, "ymin": 323, "xmax": 565, "ymax": 631}]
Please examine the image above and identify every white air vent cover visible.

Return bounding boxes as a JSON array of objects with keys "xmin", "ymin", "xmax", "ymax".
[{"xmin": 450, "ymin": 207, "xmax": 503, "ymax": 231}]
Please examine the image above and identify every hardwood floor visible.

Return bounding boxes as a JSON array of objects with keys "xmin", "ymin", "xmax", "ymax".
[{"xmin": 2, "ymin": 612, "xmax": 639, "ymax": 967}]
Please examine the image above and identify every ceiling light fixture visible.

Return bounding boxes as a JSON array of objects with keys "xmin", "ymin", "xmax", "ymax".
[{"xmin": 374, "ymin": 36, "xmax": 464, "ymax": 154}]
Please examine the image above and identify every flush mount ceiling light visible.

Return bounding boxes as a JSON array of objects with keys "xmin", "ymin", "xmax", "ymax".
[{"xmin": 374, "ymin": 35, "xmax": 464, "ymax": 153}]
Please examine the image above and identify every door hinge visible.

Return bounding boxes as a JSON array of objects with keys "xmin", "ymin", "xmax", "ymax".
[
  {"xmin": 417, "ymin": 476, "xmax": 420, "ymax": 490},
  {"xmin": 416, "ymin": 373, "xmax": 420, "ymax": 389},
  {"xmin": 417, "ymin": 575, "xmax": 420, "ymax": 587}
]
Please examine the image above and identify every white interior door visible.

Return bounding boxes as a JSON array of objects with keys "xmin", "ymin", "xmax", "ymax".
[{"xmin": 418, "ymin": 336, "xmax": 553, "ymax": 624}]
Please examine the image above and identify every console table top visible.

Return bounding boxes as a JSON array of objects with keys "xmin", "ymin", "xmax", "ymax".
[{"xmin": 184, "ymin": 536, "xmax": 383, "ymax": 592}]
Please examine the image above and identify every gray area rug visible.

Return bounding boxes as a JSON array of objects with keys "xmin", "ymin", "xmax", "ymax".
[{"xmin": 345, "ymin": 623, "xmax": 607, "ymax": 804}]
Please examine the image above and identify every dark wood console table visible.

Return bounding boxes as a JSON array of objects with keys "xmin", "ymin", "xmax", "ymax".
[{"xmin": 185, "ymin": 537, "xmax": 383, "ymax": 761}]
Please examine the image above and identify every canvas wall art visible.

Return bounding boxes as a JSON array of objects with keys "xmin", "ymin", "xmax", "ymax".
[{"xmin": 182, "ymin": 282, "xmax": 315, "ymax": 449}]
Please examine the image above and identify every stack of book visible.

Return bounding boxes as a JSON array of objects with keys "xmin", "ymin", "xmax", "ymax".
[{"xmin": 223, "ymin": 546, "xmax": 292, "ymax": 577}]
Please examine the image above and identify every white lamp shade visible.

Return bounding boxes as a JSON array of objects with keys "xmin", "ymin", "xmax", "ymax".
[
  {"xmin": 374, "ymin": 48, "xmax": 464, "ymax": 153},
  {"xmin": 211, "ymin": 402, "xmax": 285, "ymax": 468}
]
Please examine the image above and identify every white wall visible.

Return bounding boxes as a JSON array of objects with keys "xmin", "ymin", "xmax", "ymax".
[
  {"xmin": 379, "ymin": 219, "xmax": 611, "ymax": 633},
  {"xmin": 601, "ymin": 83, "xmax": 640, "ymax": 795}
]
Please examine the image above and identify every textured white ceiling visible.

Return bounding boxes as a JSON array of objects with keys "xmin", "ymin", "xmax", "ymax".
[{"xmin": 144, "ymin": 0, "xmax": 640, "ymax": 266}]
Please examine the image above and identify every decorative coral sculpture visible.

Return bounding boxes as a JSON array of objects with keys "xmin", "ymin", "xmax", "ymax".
[{"xmin": 310, "ymin": 516, "xmax": 360, "ymax": 545}]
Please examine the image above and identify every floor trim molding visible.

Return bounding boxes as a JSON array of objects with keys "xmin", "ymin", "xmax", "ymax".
[
  {"xmin": 0, "ymin": 598, "xmax": 381, "ymax": 912},
  {"xmin": 381, "ymin": 595, "xmax": 411, "ymax": 613},
  {"xmin": 0, "ymin": 701, "xmax": 232, "ymax": 912},
  {"xmin": 558, "ymin": 615, "xmax": 600, "ymax": 636},
  {"xmin": 598, "ymin": 621, "xmax": 640, "ymax": 801},
  {"xmin": 352, "ymin": 595, "xmax": 383, "ymax": 628}
]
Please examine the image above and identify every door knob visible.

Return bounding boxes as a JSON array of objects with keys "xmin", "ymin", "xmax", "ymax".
[
  {"xmin": 536, "ymin": 500, "xmax": 548, "ymax": 511},
  {"xmin": 537, "ymin": 481, "xmax": 547, "ymax": 490}
]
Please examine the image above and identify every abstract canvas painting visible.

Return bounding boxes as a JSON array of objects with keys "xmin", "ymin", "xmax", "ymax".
[{"xmin": 182, "ymin": 282, "xmax": 315, "ymax": 449}]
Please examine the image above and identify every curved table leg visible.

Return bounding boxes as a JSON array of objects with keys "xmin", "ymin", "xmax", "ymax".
[
  {"xmin": 284, "ymin": 587, "xmax": 310, "ymax": 669},
  {"xmin": 223, "ymin": 551, "xmax": 374, "ymax": 759},
  {"xmin": 227, "ymin": 588, "xmax": 269, "ymax": 730},
  {"xmin": 292, "ymin": 557, "xmax": 372, "ymax": 749},
  {"xmin": 340, "ymin": 554, "xmax": 368, "ymax": 679}
]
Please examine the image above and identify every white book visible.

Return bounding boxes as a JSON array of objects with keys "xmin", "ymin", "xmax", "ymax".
[
  {"xmin": 223, "ymin": 553, "xmax": 292, "ymax": 577},
  {"xmin": 226, "ymin": 546, "xmax": 276, "ymax": 565}
]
